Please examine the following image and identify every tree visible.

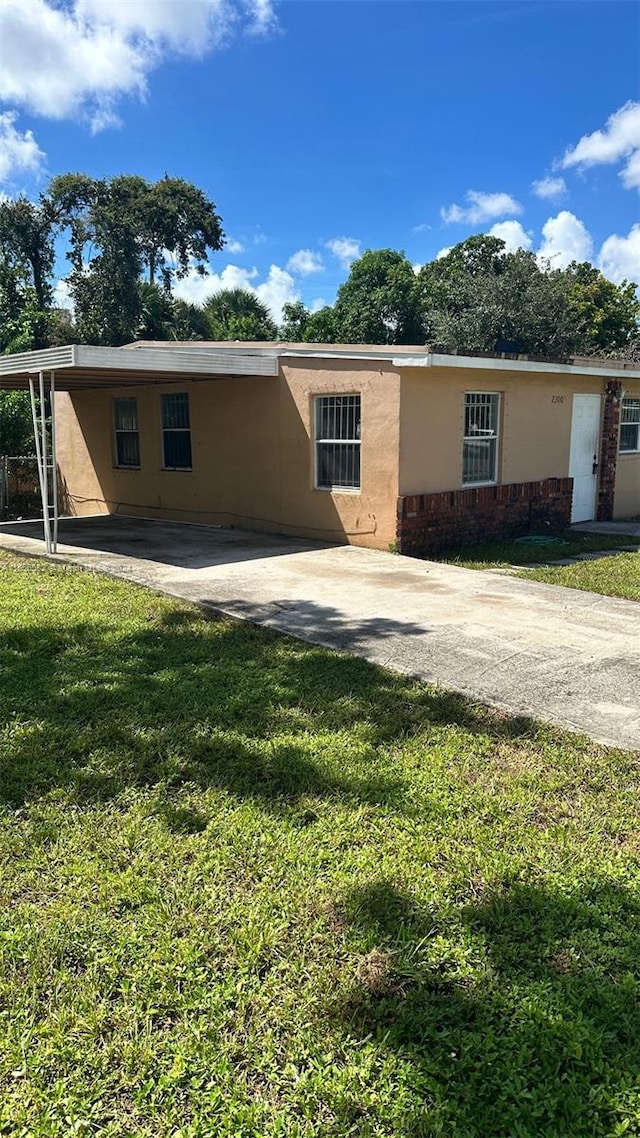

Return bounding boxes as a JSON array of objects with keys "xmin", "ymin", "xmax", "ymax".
[
  {"xmin": 171, "ymin": 298, "xmax": 211, "ymax": 341},
  {"xmin": 302, "ymin": 306, "xmax": 338, "ymax": 343},
  {"xmin": 48, "ymin": 174, "xmax": 225, "ymax": 346},
  {"xmin": 136, "ymin": 176, "xmax": 225, "ymax": 288},
  {"xmin": 280, "ymin": 301, "xmax": 310, "ymax": 341},
  {"xmin": 564, "ymin": 262, "xmax": 639, "ymax": 355},
  {"xmin": 0, "ymin": 392, "xmax": 34, "ymax": 455},
  {"xmin": 203, "ymin": 288, "xmax": 278, "ymax": 341},
  {"xmin": 0, "ymin": 197, "xmax": 57, "ymax": 349},
  {"xmin": 417, "ymin": 235, "xmax": 640, "ymax": 358},
  {"xmin": 332, "ymin": 249, "xmax": 425, "ymax": 344}
]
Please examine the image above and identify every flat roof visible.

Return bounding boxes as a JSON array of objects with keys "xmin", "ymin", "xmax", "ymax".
[
  {"xmin": 0, "ymin": 340, "xmax": 638, "ymax": 390},
  {"xmin": 130, "ymin": 339, "xmax": 640, "ymax": 378}
]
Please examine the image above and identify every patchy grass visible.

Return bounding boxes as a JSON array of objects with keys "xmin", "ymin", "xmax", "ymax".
[
  {"xmin": 440, "ymin": 532, "xmax": 640, "ymax": 570},
  {"xmin": 518, "ymin": 550, "xmax": 640, "ymax": 601},
  {"xmin": 440, "ymin": 533, "xmax": 640, "ymax": 601},
  {"xmin": 1, "ymin": 551, "xmax": 640, "ymax": 1137}
]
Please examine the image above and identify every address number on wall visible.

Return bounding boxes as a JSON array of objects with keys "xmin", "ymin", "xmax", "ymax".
[{"xmin": 551, "ymin": 395, "xmax": 565, "ymax": 404}]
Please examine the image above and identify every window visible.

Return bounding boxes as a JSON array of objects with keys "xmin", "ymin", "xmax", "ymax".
[
  {"xmin": 315, "ymin": 394, "xmax": 361, "ymax": 490},
  {"xmin": 463, "ymin": 392, "xmax": 500, "ymax": 484},
  {"xmin": 162, "ymin": 393, "xmax": 192, "ymax": 470},
  {"xmin": 620, "ymin": 398, "xmax": 640, "ymax": 453},
  {"xmin": 114, "ymin": 397, "xmax": 140, "ymax": 468}
]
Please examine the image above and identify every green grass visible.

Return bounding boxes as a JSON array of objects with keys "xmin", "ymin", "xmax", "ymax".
[
  {"xmin": 441, "ymin": 534, "xmax": 640, "ymax": 601},
  {"xmin": 2, "ymin": 552, "xmax": 640, "ymax": 1137},
  {"xmin": 440, "ymin": 532, "xmax": 640, "ymax": 570},
  {"xmin": 516, "ymin": 551, "xmax": 640, "ymax": 601}
]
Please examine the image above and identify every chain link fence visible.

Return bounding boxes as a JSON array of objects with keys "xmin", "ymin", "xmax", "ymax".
[{"xmin": 0, "ymin": 456, "xmax": 44, "ymax": 520}]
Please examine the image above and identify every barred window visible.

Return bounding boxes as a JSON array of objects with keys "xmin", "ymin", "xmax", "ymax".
[
  {"xmin": 463, "ymin": 393, "xmax": 500, "ymax": 484},
  {"xmin": 162, "ymin": 393, "xmax": 192, "ymax": 470},
  {"xmin": 114, "ymin": 398, "xmax": 140, "ymax": 468},
  {"xmin": 315, "ymin": 395, "xmax": 361, "ymax": 491},
  {"xmin": 620, "ymin": 398, "xmax": 640, "ymax": 453}
]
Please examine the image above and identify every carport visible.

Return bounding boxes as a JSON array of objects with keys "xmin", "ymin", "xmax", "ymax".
[{"xmin": 0, "ymin": 343, "xmax": 279, "ymax": 552}]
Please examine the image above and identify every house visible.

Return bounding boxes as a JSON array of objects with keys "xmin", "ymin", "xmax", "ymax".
[{"xmin": 0, "ymin": 341, "xmax": 639, "ymax": 555}]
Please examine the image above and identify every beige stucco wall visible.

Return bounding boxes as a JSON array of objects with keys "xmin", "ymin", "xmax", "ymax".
[
  {"xmin": 398, "ymin": 365, "xmax": 607, "ymax": 494},
  {"xmin": 55, "ymin": 358, "xmax": 401, "ymax": 549},
  {"xmin": 614, "ymin": 382, "xmax": 640, "ymax": 519}
]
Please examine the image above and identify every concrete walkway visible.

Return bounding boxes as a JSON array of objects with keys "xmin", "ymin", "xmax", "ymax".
[{"xmin": 1, "ymin": 516, "xmax": 639, "ymax": 751}]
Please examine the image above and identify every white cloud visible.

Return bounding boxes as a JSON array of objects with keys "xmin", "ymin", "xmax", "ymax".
[
  {"xmin": 598, "ymin": 224, "xmax": 640, "ymax": 286},
  {"xmin": 0, "ymin": 111, "xmax": 46, "ymax": 183},
  {"xmin": 325, "ymin": 236, "xmax": 361, "ymax": 269},
  {"xmin": 440, "ymin": 190, "xmax": 523, "ymax": 225},
  {"xmin": 310, "ymin": 297, "xmax": 326, "ymax": 313},
  {"xmin": 562, "ymin": 101, "xmax": 640, "ymax": 190},
  {"xmin": 172, "ymin": 261, "xmax": 298, "ymax": 324},
  {"xmin": 226, "ymin": 237, "xmax": 244, "ymax": 254},
  {"xmin": 52, "ymin": 278, "xmax": 74, "ymax": 312},
  {"xmin": 488, "ymin": 220, "xmax": 533, "ymax": 253},
  {"xmin": 0, "ymin": 0, "xmax": 277, "ymax": 129},
  {"xmin": 435, "ymin": 246, "xmax": 451, "ymax": 260},
  {"xmin": 286, "ymin": 248, "xmax": 324, "ymax": 275},
  {"xmin": 254, "ymin": 265, "xmax": 298, "ymax": 322},
  {"xmin": 531, "ymin": 175, "xmax": 567, "ymax": 200},
  {"xmin": 412, "ymin": 222, "xmax": 430, "ymax": 233},
  {"xmin": 537, "ymin": 210, "xmax": 593, "ymax": 268},
  {"xmin": 412, "ymin": 263, "xmax": 422, "ymax": 275}
]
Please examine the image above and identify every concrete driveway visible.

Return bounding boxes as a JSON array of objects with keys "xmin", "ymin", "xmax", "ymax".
[{"xmin": 1, "ymin": 515, "xmax": 639, "ymax": 751}]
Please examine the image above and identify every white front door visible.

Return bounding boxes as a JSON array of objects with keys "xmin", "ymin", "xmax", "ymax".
[{"xmin": 568, "ymin": 394, "xmax": 601, "ymax": 523}]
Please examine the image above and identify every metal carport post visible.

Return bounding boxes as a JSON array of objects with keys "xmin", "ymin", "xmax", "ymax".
[{"xmin": 28, "ymin": 370, "xmax": 58, "ymax": 555}]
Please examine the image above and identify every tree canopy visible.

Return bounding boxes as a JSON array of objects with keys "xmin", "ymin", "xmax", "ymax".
[
  {"xmin": 202, "ymin": 288, "xmax": 278, "ymax": 341},
  {"xmin": 283, "ymin": 236, "xmax": 639, "ymax": 357},
  {"xmin": 0, "ymin": 173, "xmax": 638, "ymax": 368}
]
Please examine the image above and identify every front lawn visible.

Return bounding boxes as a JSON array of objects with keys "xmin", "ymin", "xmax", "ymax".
[
  {"xmin": 441, "ymin": 533, "xmax": 640, "ymax": 601},
  {"xmin": 1, "ymin": 552, "xmax": 640, "ymax": 1137}
]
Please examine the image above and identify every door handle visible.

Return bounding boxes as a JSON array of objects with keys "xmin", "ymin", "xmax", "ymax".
[{"xmin": 592, "ymin": 454, "xmax": 599, "ymax": 474}]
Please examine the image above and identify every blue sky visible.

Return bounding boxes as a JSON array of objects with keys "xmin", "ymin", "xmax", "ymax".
[{"xmin": 0, "ymin": 0, "xmax": 639, "ymax": 320}]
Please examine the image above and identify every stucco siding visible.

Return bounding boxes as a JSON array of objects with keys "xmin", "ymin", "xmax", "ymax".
[
  {"xmin": 54, "ymin": 359, "xmax": 401, "ymax": 549},
  {"xmin": 398, "ymin": 365, "xmax": 605, "ymax": 495}
]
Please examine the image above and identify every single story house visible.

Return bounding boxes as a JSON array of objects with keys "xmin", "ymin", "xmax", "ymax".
[{"xmin": 0, "ymin": 341, "xmax": 639, "ymax": 555}]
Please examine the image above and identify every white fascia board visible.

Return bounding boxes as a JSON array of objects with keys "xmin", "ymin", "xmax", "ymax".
[
  {"xmin": 393, "ymin": 352, "xmax": 640, "ymax": 380},
  {"xmin": 0, "ymin": 345, "xmax": 76, "ymax": 376},
  {"xmin": 73, "ymin": 345, "xmax": 279, "ymax": 376}
]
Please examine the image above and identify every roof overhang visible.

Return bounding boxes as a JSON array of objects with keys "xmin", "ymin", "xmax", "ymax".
[
  {"xmin": 391, "ymin": 350, "xmax": 640, "ymax": 381},
  {"xmin": 0, "ymin": 344, "xmax": 280, "ymax": 390}
]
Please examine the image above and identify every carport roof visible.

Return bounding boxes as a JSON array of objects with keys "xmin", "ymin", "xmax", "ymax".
[{"xmin": 0, "ymin": 343, "xmax": 280, "ymax": 390}]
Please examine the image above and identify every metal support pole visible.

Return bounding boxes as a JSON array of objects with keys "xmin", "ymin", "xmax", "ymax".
[
  {"xmin": 39, "ymin": 370, "xmax": 52, "ymax": 554},
  {"xmin": 29, "ymin": 374, "xmax": 51, "ymax": 553},
  {"xmin": 50, "ymin": 371, "xmax": 58, "ymax": 553}
]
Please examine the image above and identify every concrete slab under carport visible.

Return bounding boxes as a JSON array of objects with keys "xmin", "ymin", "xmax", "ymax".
[{"xmin": 1, "ymin": 515, "xmax": 639, "ymax": 752}]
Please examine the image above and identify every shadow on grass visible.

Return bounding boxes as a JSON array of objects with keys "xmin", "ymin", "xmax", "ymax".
[
  {"xmin": 0, "ymin": 599, "xmax": 543, "ymax": 809},
  {"xmin": 329, "ymin": 878, "xmax": 640, "ymax": 1137},
  {"xmin": 436, "ymin": 532, "xmax": 640, "ymax": 569}
]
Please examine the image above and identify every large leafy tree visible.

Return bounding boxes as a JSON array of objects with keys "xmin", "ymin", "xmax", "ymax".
[
  {"xmin": 203, "ymin": 288, "xmax": 278, "ymax": 341},
  {"xmin": 565, "ymin": 262, "xmax": 639, "ymax": 355},
  {"xmin": 0, "ymin": 197, "xmax": 57, "ymax": 349},
  {"xmin": 332, "ymin": 249, "xmax": 425, "ymax": 344},
  {"xmin": 279, "ymin": 301, "xmax": 338, "ymax": 343},
  {"xmin": 418, "ymin": 236, "xmax": 640, "ymax": 357},
  {"xmin": 49, "ymin": 174, "xmax": 225, "ymax": 346}
]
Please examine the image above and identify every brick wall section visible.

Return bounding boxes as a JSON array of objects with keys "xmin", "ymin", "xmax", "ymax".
[
  {"xmin": 596, "ymin": 380, "xmax": 623, "ymax": 522},
  {"xmin": 397, "ymin": 478, "xmax": 574, "ymax": 556}
]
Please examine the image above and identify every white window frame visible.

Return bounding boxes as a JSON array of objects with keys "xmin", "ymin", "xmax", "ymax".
[
  {"xmin": 462, "ymin": 391, "xmax": 501, "ymax": 486},
  {"xmin": 620, "ymin": 397, "xmax": 640, "ymax": 454},
  {"xmin": 313, "ymin": 393, "xmax": 361, "ymax": 492},
  {"xmin": 113, "ymin": 397, "xmax": 140, "ymax": 469}
]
